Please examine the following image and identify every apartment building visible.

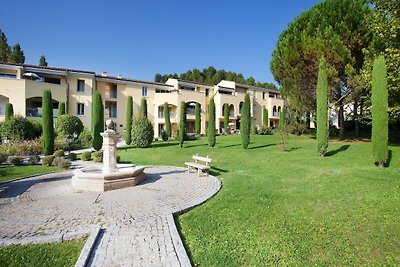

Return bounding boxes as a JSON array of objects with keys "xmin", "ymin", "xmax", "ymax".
[{"xmin": 0, "ymin": 63, "xmax": 284, "ymax": 139}]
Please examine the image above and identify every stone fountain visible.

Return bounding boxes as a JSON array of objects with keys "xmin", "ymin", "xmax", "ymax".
[{"xmin": 71, "ymin": 120, "xmax": 146, "ymax": 192}]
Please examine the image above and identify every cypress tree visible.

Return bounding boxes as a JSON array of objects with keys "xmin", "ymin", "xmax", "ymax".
[
  {"xmin": 371, "ymin": 56, "xmax": 388, "ymax": 167},
  {"xmin": 140, "ymin": 98, "xmax": 147, "ymax": 118},
  {"xmin": 279, "ymin": 107, "xmax": 286, "ymax": 129},
  {"xmin": 208, "ymin": 97, "xmax": 216, "ymax": 147},
  {"xmin": 179, "ymin": 101, "xmax": 186, "ymax": 147},
  {"xmin": 223, "ymin": 103, "xmax": 229, "ymax": 134},
  {"xmin": 240, "ymin": 94, "xmax": 251, "ymax": 149},
  {"xmin": 263, "ymin": 107, "xmax": 269, "ymax": 127},
  {"xmin": 58, "ymin": 102, "xmax": 65, "ymax": 116},
  {"xmin": 92, "ymin": 92, "xmax": 104, "ymax": 151},
  {"xmin": 316, "ymin": 58, "xmax": 329, "ymax": 157},
  {"xmin": 42, "ymin": 90, "xmax": 54, "ymax": 155},
  {"xmin": 195, "ymin": 103, "xmax": 201, "ymax": 135},
  {"xmin": 125, "ymin": 96, "xmax": 133, "ymax": 145},
  {"xmin": 164, "ymin": 102, "xmax": 171, "ymax": 137},
  {"xmin": 4, "ymin": 102, "xmax": 13, "ymax": 122}
]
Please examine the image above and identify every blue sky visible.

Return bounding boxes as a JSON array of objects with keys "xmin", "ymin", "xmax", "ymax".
[{"xmin": 0, "ymin": 0, "xmax": 319, "ymax": 84}]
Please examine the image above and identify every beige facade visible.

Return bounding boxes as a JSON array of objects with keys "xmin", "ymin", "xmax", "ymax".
[{"xmin": 0, "ymin": 63, "xmax": 284, "ymax": 139}]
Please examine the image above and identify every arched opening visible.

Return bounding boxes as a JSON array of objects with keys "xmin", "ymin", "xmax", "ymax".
[
  {"xmin": 26, "ymin": 97, "xmax": 59, "ymax": 118},
  {"xmin": 273, "ymin": 106, "xmax": 277, "ymax": 117},
  {"xmin": 277, "ymin": 106, "xmax": 281, "ymax": 116},
  {"xmin": 239, "ymin": 101, "xmax": 244, "ymax": 114},
  {"xmin": 0, "ymin": 95, "xmax": 9, "ymax": 116},
  {"xmin": 229, "ymin": 104, "xmax": 234, "ymax": 117},
  {"xmin": 185, "ymin": 101, "xmax": 199, "ymax": 116}
]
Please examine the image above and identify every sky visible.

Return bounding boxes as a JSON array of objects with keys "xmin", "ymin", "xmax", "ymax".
[{"xmin": 0, "ymin": 0, "xmax": 320, "ymax": 84}]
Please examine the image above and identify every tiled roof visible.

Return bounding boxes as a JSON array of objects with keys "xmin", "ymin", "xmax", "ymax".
[
  {"xmin": 236, "ymin": 82, "xmax": 280, "ymax": 93},
  {"xmin": 177, "ymin": 79, "xmax": 214, "ymax": 87},
  {"xmin": 95, "ymin": 75, "xmax": 174, "ymax": 87},
  {"xmin": 2, "ymin": 62, "xmax": 96, "ymax": 75}
]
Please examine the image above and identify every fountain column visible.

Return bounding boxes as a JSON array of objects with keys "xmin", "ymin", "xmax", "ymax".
[{"xmin": 100, "ymin": 120, "xmax": 118, "ymax": 174}]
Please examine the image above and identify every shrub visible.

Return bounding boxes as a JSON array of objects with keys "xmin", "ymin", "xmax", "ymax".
[
  {"xmin": 76, "ymin": 129, "xmax": 92, "ymax": 149},
  {"xmin": 56, "ymin": 114, "xmax": 84, "ymax": 137},
  {"xmin": 208, "ymin": 97, "xmax": 216, "ymax": 147},
  {"xmin": 161, "ymin": 130, "xmax": 168, "ymax": 141},
  {"xmin": 53, "ymin": 149, "xmax": 64, "ymax": 157},
  {"xmin": 263, "ymin": 107, "xmax": 269, "ymax": 127},
  {"xmin": 42, "ymin": 90, "xmax": 54, "ymax": 155},
  {"xmin": 316, "ymin": 58, "xmax": 329, "ymax": 157},
  {"xmin": 0, "ymin": 152, "xmax": 7, "ymax": 164},
  {"xmin": 8, "ymin": 156, "xmax": 24, "ymax": 166},
  {"xmin": 42, "ymin": 155, "xmax": 55, "ymax": 166},
  {"xmin": 58, "ymin": 158, "xmax": 71, "ymax": 169},
  {"xmin": 2, "ymin": 115, "xmax": 35, "ymax": 141},
  {"xmin": 54, "ymin": 137, "xmax": 67, "ymax": 151},
  {"xmin": 179, "ymin": 101, "xmax": 186, "ymax": 148},
  {"xmin": 15, "ymin": 139, "xmax": 42, "ymax": 156},
  {"xmin": 92, "ymin": 92, "xmax": 104, "ymax": 151},
  {"xmin": 92, "ymin": 150, "xmax": 103, "ymax": 163},
  {"xmin": 240, "ymin": 94, "xmax": 251, "ymax": 149},
  {"xmin": 131, "ymin": 117, "xmax": 154, "ymax": 148},
  {"xmin": 252, "ymin": 125, "xmax": 258, "ymax": 135},
  {"xmin": 58, "ymin": 102, "xmax": 66, "ymax": 116},
  {"xmin": 125, "ymin": 96, "xmax": 133, "ymax": 145},
  {"xmin": 52, "ymin": 157, "xmax": 64, "ymax": 167},
  {"xmin": 67, "ymin": 152, "xmax": 77, "ymax": 161},
  {"xmin": 258, "ymin": 126, "xmax": 273, "ymax": 135},
  {"xmin": 5, "ymin": 102, "xmax": 13, "ymax": 122},
  {"xmin": 28, "ymin": 118, "xmax": 42, "ymax": 138},
  {"xmin": 28, "ymin": 155, "xmax": 40, "ymax": 165},
  {"xmin": 81, "ymin": 151, "xmax": 92, "ymax": 161}
]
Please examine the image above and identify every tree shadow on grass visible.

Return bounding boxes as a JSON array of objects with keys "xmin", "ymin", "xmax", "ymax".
[
  {"xmin": 184, "ymin": 143, "xmax": 208, "ymax": 148},
  {"xmin": 249, "ymin": 143, "xmax": 277, "ymax": 150},
  {"xmin": 325, "ymin": 144, "xmax": 350, "ymax": 157},
  {"xmin": 218, "ymin": 144, "xmax": 241, "ymax": 148},
  {"xmin": 385, "ymin": 150, "xmax": 393, "ymax": 167},
  {"xmin": 209, "ymin": 166, "xmax": 228, "ymax": 177},
  {"xmin": 151, "ymin": 142, "xmax": 178, "ymax": 148},
  {"xmin": 286, "ymin": 146, "xmax": 301, "ymax": 152}
]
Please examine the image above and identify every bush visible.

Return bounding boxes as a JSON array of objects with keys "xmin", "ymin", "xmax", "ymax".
[
  {"xmin": 0, "ymin": 139, "xmax": 42, "ymax": 156},
  {"xmin": 81, "ymin": 151, "xmax": 92, "ymax": 161},
  {"xmin": 258, "ymin": 125, "xmax": 273, "ymax": 135},
  {"xmin": 76, "ymin": 129, "xmax": 92, "ymax": 148},
  {"xmin": 92, "ymin": 150, "xmax": 103, "ymax": 163},
  {"xmin": 52, "ymin": 157, "xmax": 64, "ymax": 167},
  {"xmin": 0, "ymin": 152, "xmax": 7, "ymax": 164},
  {"xmin": 8, "ymin": 156, "xmax": 24, "ymax": 166},
  {"xmin": 28, "ymin": 118, "xmax": 42, "ymax": 139},
  {"xmin": 28, "ymin": 155, "xmax": 40, "ymax": 165},
  {"xmin": 252, "ymin": 125, "xmax": 259, "ymax": 135},
  {"xmin": 67, "ymin": 152, "xmax": 77, "ymax": 161},
  {"xmin": 53, "ymin": 149, "xmax": 64, "ymax": 157},
  {"xmin": 55, "ymin": 114, "xmax": 84, "ymax": 137},
  {"xmin": 42, "ymin": 155, "xmax": 55, "ymax": 166},
  {"xmin": 58, "ymin": 158, "xmax": 71, "ymax": 169},
  {"xmin": 131, "ymin": 117, "xmax": 154, "ymax": 148},
  {"xmin": 1, "ymin": 115, "xmax": 35, "ymax": 141},
  {"xmin": 161, "ymin": 130, "xmax": 168, "ymax": 141},
  {"xmin": 288, "ymin": 123, "xmax": 309, "ymax": 136}
]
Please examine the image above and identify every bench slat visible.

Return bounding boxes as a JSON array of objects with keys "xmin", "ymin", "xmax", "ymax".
[
  {"xmin": 192, "ymin": 155, "xmax": 212, "ymax": 163},
  {"xmin": 185, "ymin": 162, "xmax": 210, "ymax": 170}
]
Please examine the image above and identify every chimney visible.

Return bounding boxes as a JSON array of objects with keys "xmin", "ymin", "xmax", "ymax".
[
  {"xmin": 117, "ymin": 74, "xmax": 122, "ymax": 79},
  {"xmin": 101, "ymin": 71, "xmax": 108, "ymax": 77}
]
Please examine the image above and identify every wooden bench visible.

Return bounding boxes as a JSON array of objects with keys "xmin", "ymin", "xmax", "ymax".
[{"xmin": 185, "ymin": 154, "xmax": 212, "ymax": 177}]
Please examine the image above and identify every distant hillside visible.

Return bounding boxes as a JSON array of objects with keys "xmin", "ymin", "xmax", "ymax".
[{"xmin": 154, "ymin": 66, "xmax": 277, "ymax": 90}]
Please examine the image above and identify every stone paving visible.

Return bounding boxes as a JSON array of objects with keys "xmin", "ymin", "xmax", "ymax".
[{"xmin": 0, "ymin": 165, "xmax": 221, "ymax": 266}]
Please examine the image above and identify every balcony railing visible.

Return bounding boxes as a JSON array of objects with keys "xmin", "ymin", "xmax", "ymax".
[{"xmin": 26, "ymin": 107, "xmax": 58, "ymax": 118}]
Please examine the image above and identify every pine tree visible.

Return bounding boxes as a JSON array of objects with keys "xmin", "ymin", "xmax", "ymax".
[
  {"xmin": 240, "ymin": 94, "xmax": 251, "ymax": 149},
  {"xmin": 195, "ymin": 103, "xmax": 201, "ymax": 135},
  {"xmin": 223, "ymin": 103, "xmax": 229, "ymax": 134},
  {"xmin": 0, "ymin": 29, "xmax": 10, "ymax": 63},
  {"xmin": 58, "ymin": 102, "xmax": 66, "ymax": 116},
  {"xmin": 371, "ymin": 56, "xmax": 388, "ymax": 167},
  {"xmin": 263, "ymin": 107, "xmax": 269, "ymax": 127},
  {"xmin": 316, "ymin": 58, "xmax": 329, "ymax": 156},
  {"xmin": 9, "ymin": 44, "xmax": 25, "ymax": 64},
  {"xmin": 42, "ymin": 90, "xmax": 54, "ymax": 155},
  {"xmin": 92, "ymin": 92, "xmax": 104, "ymax": 150},
  {"xmin": 125, "ymin": 96, "xmax": 133, "ymax": 145},
  {"xmin": 140, "ymin": 98, "xmax": 147, "ymax": 118},
  {"xmin": 4, "ymin": 102, "xmax": 13, "ymax": 122},
  {"xmin": 179, "ymin": 101, "xmax": 186, "ymax": 147},
  {"xmin": 164, "ymin": 102, "xmax": 171, "ymax": 137},
  {"xmin": 39, "ymin": 55, "xmax": 48, "ymax": 67},
  {"xmin": 208, "ymin": 98, "xmax": 216, "ymax": 147}
]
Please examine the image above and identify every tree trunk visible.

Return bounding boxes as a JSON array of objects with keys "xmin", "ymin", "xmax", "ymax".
[
  {"xmin": 354, "ymin": 99, "xmax": 360, "ymax": 138},
  {"xmin": 339, "ymin": 102, "xmax": 345, "ymax": 140}
]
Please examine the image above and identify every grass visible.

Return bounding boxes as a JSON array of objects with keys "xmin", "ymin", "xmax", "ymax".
[
  {"xmin": 0, "ymin": 165, "xmax": 61, "ymax": 183},
  {"xmin": 118, "ymin": 134, "xmax": 400, "ymax": 266},
  {"xmin": 0, "ymin": 237, "xmax": 86, "ymax": 267}
]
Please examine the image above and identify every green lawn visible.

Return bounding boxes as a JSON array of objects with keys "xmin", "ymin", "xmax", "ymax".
[
  {"xmin": 0, "ymin": 237, "xmax": 86, "ymax": 267},
  {"xmin": 119, "ymin": 134, "xmax": 400, "ymax": 266},
  {"xmin": 0, "ymin": 165, "xmax": 61, "ymax": 183}
]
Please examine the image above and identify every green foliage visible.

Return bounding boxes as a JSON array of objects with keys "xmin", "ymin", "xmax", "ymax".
[
  {"xmin": 8, "ymin": 156, "xmax": 24, "ymax": 166},
  {"xmin": 42, "ymin": 90, "xmax": 54, "ymax": 155},
  {"xmin": 0, "ymin": 139, "xmax": 42, "ymax": 156},
  {"xmin": 223, "ymin": 103, "xmax": 229, "ymax": 134},
  {"xmin": 279, "ymin": 107, "xmax": 289, "ymax": 151},
  {"xmin": 258, "ymin": 125, "xmax": 273, "ymax": 135},
  {"xmin": 77, "ymin": 128, "xmax": 92, "ymax": 148},
  {"xmin": 208, "ymin": 97, "xmax": 216, "ymax": 147},
  {"xmin": 161, "ymin": 130, "xmax": 168, "ymax": 141},
  {"xmin": 28, "ymin": 155, "xmax": 40, "ymax": 165},
  {"xmin": 1, "ymin": 115, "xmax": 35, "ymax": 141},
  {"xmin": 179, "ymin": 101, "xmax": 186, "ymax": 147},
  {"xmin": 92, "ymin": 92, "xmax": 104, "ymax": 151},
  {"xmin": 80, "ymin": 151, "xmax": 92, "ymax": 161},
  {"xmin": 42, "ymin": 155, "xmax": 55, "ymax": 166},
  {"xmin": 92, "ymin": 150, "xmax": 103, "ymax": 163},
  {"xmin": 8, "ymin": 43, "xmax": 25, "ymax": 64},
  {"xmin": 140, "ymin": 98, "xmax": 148, "ymax": 118},
  {"xmin": 39, "ymin": 55, "xmax": 48, "ymax": 67},
  {"xmin": 263, "ymin": 107, "xmax": 269, "ymax": 127},
  {"xmin": 0, "ymin": 152, "xmax": 7, "ymax": 163},
  {"xmin": 0, "ymin": 29, "xmax": 11, "ymax": 63},
  {"xmin": 131, "ymin": 117, "xmax": 154, "ymax": 148},
  {"xmin": 195, "ymin": 103, "xmax": 201, "ymax": 135},
  {"xmin": 4, "ymin": 102, "xmax": 13, "ymax": 122},
  {"xmin": 53, "ymin": 149, "xmax": 64, "ymax": 157},
  {"xmin": 240, "ymin": 94, "xmax": 251, "ymax": 149},
  {"xmin": 57, "ymin": 158, "xmax": 71, "ymax": 169},
  {"xmin": 58, "ymin": 102, "xmax": 65, "ymax": 116},
  {"xmin": 29, "ymin": 118, "xmax": 42, "ymax": 138},
  {"xmin": 56, "ymin": 114, "xmax": 84, "ymax": 137},
  {"xmin": 67, "ymin": 152, "xmax": 77, "ymax": 161},
  {"xmin": 125, "ymin": 96, "xmax": 133, "ymax": 145},
  {"xmin": 316, "ymin": 59, "xmax": 329, "ymax": 156},
  {"xmin": 164, "ymin": 102, "xmax": 171, "ymax": 137},
  {"xmin": 371, "ymin": 56, "xmax": 388, "ymax": 166}
]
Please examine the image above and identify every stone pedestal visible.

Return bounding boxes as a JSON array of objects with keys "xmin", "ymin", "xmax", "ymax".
[{"xmin": 100, "ymin": 130, "xmax": 118, "ymax": 174}]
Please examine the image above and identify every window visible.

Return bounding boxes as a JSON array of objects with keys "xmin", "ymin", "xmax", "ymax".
[
  {"xmin": 142, "ymin": 86, "xmax": 148, "ymax": 96},
  {"xmin": 77, "ymin": 103, "xmax": 85, "ymax": 115},
  {"xmin": 253, "ymin": 105, "xmax": 256, "ymax": 114},
  {"xmin": 44, "ymin": 77, "xmax": 61, "ymax": 85},
  {"xmin": 77, "ymin": 80, "xmax": 85, "ymax": 92},
  {"xmin": 0, "ymin": 73, "xmax": 16, "ymax": 79},
  {"xmin": 253, "ymin": 91, "xmax": 257, "ymax": 98},
  {"xmin": 263, "ymin": 92, "xmax": 266, "ymax": 100},
  {"xmin": 180, "ymin": 86, "xmax": 195, "ymax": 91},
  {"xmin": 205, "ymin": 89, "xmax": 209, "ymax": 97},
  {"xmin": 158, "ymin": 106, "xmax": 164, "ymax": 118},
  {"xmin": 111, "ymin": 84, "xmax": 117, "ymax": 98}
]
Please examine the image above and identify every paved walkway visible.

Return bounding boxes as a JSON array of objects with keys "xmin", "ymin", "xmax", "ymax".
[{"xmin": 0, "ymin": 166, "xmax": 221, "ymax": 266}]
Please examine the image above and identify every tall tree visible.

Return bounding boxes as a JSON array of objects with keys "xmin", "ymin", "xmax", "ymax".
[
  {"xmin": 240, "ymin": 94, "xmax": 251, "ymax": 149},
  {"xmin": 179, "ymin": 101, "xmax": 186, "ymax": 148},
  {"xmin": 195, "ymin": 103, "xmax": 201, "ymax": 135},
  {"xmin": 164, "ymin": 102, "xmax": 171, "ymax": 137},
  {"xmin": 223, "ymin": 103, "xmax": 229, "ymax": 134},
  {"xmin": 140, "ymin": 98, "xmax": 147, "ymax": 118},
  {"xmin": 42, "ymin": 90, "xmax": 54, "ymax": 155},
  {"xmin": 9, "ymin": 44, "xmax": 25, "ymax": 64},
  {"xmin": 39, "ymin": 55, "xmax": 48, "ymax": 67},
  {"xmin": 279, "ymin": 107, "xmax": 286, "ymax": 129},
  {"xmin": 125, "ymin": 96, "xmax": 133, "ymax": 145},
  {"xmin": 92, "ymin": 92, "xmax": 104, "ymax": 151},
  {"xmin": 0, "ymin": 29, "xmax": 10, "ymax": 63},
  {"xmin": 4, "ymin": 102, "xmax": 13, "ymax": 122},
  {"xmin": 371, "ymin": 56, "xmax": 388, "ymax": 167},
  {"xmin": 246, "ymin": 77, "xmax": 256, "ymax": 86},
  {"xmin": 58, "ymin": 102, "xmax": 66, "ymax": 116},
  {"xmin": 316, "ymin": 59, "xmax": 329, "ymax": 157},
  {"xmin": 263, "ymin": 107, "xmax": 269, "ymax": 127},
  {"xmin": 208, "ymin": 97, "xmax": 216, "ymax": 147}
]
